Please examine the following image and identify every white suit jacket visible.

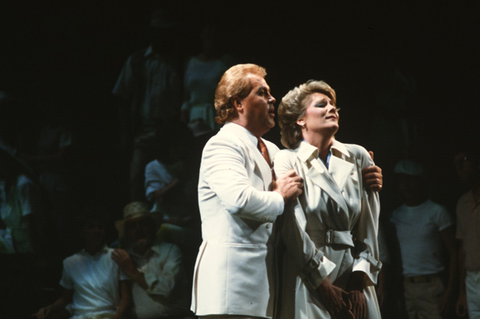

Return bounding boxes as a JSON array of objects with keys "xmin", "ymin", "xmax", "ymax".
[
  {"xmin": 191, "ymin": 122, "xmax": 284, "ymax": 318},
  {"xmin": 274, "ymin": 140, "xmax": 381, "ymax": 319}
]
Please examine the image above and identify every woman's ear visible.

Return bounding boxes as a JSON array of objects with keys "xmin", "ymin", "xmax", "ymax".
[
  {"xmin": 232, "ymin": 96, "xmax": 243, "ymax": 113},
  {"xmin": 296, "ymin": 118, "xmax": 305, "ymax": 128}
]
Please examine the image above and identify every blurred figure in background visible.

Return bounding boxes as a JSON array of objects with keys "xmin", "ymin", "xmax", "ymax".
[
  {"xmin": 113, "ymin": 202, "xmax": 193, "ymax": 319},
  {"xmin": 0, "ymin": 147, "xmax": 42, "ymax": 254},
  {"xmin": 144, "ymin": 121, "xmax": 197, "ymax": 226},
  {"xmin": 390, "ymin": 160, "xmax": 457, "ymax": 319},
  {"xmin": 34, "ymin": 208, "xmax": 130, "ymax": 319},
  {"xmin": 454, "ymin": 147, "xmax": 480, "ymax": 319},
  {"xmin": 112, "ymin": 7, "xmax": 183, "ymax": 201},
  {"xmin": 180, "ymin": 23, "xmax": 233, "ymax": 131}
]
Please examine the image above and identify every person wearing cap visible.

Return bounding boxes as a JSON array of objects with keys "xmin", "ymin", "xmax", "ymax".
[
  {"xmin": 454, "ymin": 148, "xmax": 480, "ymax": 319},
  {"xmin": 112, "ymin": 202, "xmax": 193, "ymax": 319},
  {"xmin": 390, "ymin": 160, "xmax": 457, "ymax": 319},
  {"xmin": 112, "ymin": 7, "xmax": 183, "ymax": 202}
]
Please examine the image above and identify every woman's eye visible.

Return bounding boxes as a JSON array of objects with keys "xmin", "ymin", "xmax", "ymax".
[{"xmin": 315, "ymin": 103, "xmax": 326, "ymax": 108}]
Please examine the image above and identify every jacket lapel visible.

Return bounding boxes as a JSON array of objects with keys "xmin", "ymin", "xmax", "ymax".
[
  {"xmin": 223, "ymin": 123, "xmax": 273, "ymax": 189},
  {"xmin": 297, "ymin": 141, "xmax": 349, "ymax": 213},
  {"xmin": 329, "ymin": 154, "xmax": 355, "ymax": 192}
]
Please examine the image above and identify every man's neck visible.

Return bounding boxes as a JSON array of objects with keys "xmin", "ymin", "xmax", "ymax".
[
  {"xmin": 230, "ymin": 119, "xmax": 267, "ymax": 138},
  {"xmin": 84, "ymin": 245, "xmax": 104, "ymax": 255}
]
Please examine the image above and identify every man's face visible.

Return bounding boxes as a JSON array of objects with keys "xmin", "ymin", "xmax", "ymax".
[
  {"xmin": 238, "ymin": 75, "xmax": 276, "ymax": 137},
  {"xmin": 81, "ymin": 219, "xmax": 106, "ymax": 248},
  {"xmin": 455, "ymin": 152, "xmax": 476, "ymax": 184},
  {"xmin": 125, "ymin": 216, "xmax": 155, "ymax": 250},
  {"xmin": 398, "ymin": 174, "xmax": 425, "ymax": 204}
]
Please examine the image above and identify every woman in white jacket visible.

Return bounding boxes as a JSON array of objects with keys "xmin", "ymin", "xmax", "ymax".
[{"xmin": 274, "ymin": 80, "xmax": 382, "ymax": 319}]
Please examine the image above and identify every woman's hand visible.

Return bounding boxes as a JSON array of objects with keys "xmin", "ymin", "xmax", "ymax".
[
  {"xmin": 317, "ymin": 278, "xmax": 354, "ymax": 319},
  {"xmin": 346, "ymin": 290, "xmax": 367, "ymax": 319}
]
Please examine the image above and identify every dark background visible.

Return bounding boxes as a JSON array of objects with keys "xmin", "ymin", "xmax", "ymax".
[
  {"xmin": 1, "ymin": 1, "xmax": 479, "ymax": 318},
  {"xmin": 2, "ymin": 1, "xmax": 478, "ymax": 210}
]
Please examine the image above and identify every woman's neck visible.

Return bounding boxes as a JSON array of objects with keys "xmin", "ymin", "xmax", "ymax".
[{"xmin": 304, "ymin": 133, "xmax": 334, "ymax": 162}]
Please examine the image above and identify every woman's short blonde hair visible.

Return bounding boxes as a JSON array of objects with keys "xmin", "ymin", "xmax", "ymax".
[
  {"xmin": 214, "ymin": 64, "xmax": 267, "ymax": 125},
  {"xmin": 278, "ymin": 80, "xmax": 336, "ymax": 149}
]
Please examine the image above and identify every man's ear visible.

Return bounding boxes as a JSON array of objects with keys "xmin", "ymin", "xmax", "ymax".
[{"xmin": 232, "ymin": 96, "xmax": 243, "ymax": 113}]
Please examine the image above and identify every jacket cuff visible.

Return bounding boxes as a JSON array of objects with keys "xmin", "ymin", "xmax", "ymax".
[
  {"xmin": 300, "ymin": 250, "xmax": 336, "ymax": 290},
  {"xmin": 353, "ymin": 254, "xmax": 382, "ymax": 285}
]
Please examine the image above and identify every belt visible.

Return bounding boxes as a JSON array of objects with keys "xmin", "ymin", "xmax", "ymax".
[
  {"xmin": 404, "ymin": 273, "xmax": 440, "ymax": 283},
  {"xmin": 309, "ymin": 229, "xmax": 355, "ymax": 247}
]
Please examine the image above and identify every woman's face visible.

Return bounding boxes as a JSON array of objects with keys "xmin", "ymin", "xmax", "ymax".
[{"xmin": 297, "ymin": 92, "xmax": 339, "ymax": 136}]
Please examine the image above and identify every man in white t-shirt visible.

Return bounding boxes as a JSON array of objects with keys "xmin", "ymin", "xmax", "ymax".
[
  {"xmin": 390, "ymin": 160, "xmax": 457, "ymax": 319},
  {"xmin": 34, "ymin": 210, "xmax": 130, "ymax": 319}
]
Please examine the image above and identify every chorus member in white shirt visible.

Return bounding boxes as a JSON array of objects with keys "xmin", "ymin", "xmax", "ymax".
[{"xmin": 34, "ymin": 210, "xmax": 130, "ymax": 319}]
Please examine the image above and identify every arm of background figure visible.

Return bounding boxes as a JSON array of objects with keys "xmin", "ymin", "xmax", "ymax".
[
  {"xmin": 456, "ymin": 240, "xmax": 468, "ymax": 317},
  {"xmin": 113, "ymin": 245, "xmax": 184, "ymax": 297},
  {"xmin": 33, "ymin": 289, "xmax": 73, "ymax": 319},
  {"xmin": 112, "ymin": 249, "xmax": 148, "ymax": 290},
  {"xmin": 180, "ymin": 69, "xmax": 191, "ymax": 124},
  {"xmin": 438, "ymin": 226, "xmax": 457, "ymax": 314},
  {"xmin": 114, "ymin": 280, "xmax": 131, "ymax": 319}
]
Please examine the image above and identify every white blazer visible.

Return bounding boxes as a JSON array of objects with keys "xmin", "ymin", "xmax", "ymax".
[
  {"xmin": 191, "ymin": 122, "xmax": 285, "ymax": 318},
  {"xmin": 274, "ymin": 140, "xmax": 381, "ymax": 319}
]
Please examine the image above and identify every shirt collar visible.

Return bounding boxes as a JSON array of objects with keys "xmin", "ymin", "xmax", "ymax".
[
  {"xmin": 296, "ymin": 139, "xmax": 349, "ymax": 162},
  {"xmin": 80, "ymin": 245, "xmax": 109, "ymax": 256},
  {"xmin": 127, "ymin": 239, "xmax": 162, "ymax": 258},
  {"xmin": 330, "ymin": 139, "xmax": 349, "ymax": 157}
]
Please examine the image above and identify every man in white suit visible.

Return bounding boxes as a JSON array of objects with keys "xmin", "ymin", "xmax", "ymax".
[{"xmin": 191, "ymin": 64, "xmax": 303, "ymax": 319}]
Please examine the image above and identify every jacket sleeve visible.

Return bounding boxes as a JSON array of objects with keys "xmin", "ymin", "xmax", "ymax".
[
  {"xmin": 274, "ymin": 150, "xmax": 336, "ymax": 289},
  {"xmin": 351, "ymin": 146, "xmax": 382, "ymax": 285},
  {"xmin": 201, "ymin": 136, "xmax": 284, "ymax": 222}
]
